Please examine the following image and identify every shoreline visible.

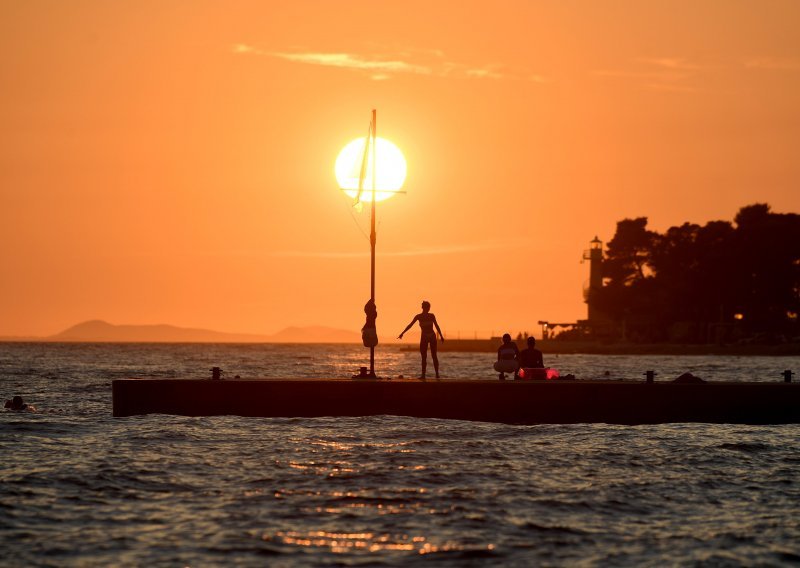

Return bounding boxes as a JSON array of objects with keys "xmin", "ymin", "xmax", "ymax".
[
  {"xmin": 2, "ymin": 339, "xmax": 799, "ymax": 356},
  {"xmin": 404, "ymin": 339, "xmax": 800, "ymax": 356}
]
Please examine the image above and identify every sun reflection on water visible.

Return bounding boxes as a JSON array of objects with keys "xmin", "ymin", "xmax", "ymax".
[
  {"xmin": 300, "ymin": 437, "xmax": 419, "ymax": 453},
  {"xmin": 282, "ymin": 461, "xmax": 358, "ymax": 477},
  {"xmin": 265, "ymin": 530, "xmax": 493, "ymax": 555},
  {"xmin": 272, "ymin": 486, "xmax": 441, "ymax": 515}
]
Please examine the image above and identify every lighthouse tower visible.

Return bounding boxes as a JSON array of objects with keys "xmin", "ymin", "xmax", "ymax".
[{"xmin": 582, "ymin": 236, "xmax": 604, "ymax": 323}]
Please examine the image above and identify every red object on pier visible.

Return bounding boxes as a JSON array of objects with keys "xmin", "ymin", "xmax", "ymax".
[{"xmin": 519, "ymin": 368, "xmax": 560, "ymax": 380}]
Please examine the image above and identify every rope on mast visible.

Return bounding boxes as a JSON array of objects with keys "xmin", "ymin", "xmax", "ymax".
[{"xmin": 354, "ymin": 120, "xmax": 372, "ymax": 208}]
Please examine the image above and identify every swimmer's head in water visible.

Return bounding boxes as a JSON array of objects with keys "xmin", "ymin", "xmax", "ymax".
[
  {"xmin": 502, "ymin": 333, "xmax": 512, "ymax": 343},
  {"xmin": 421, "ymin": 301, "xmax": 430, "ymax": 312}
]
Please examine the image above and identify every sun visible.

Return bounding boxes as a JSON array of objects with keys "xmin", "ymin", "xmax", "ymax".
[{"xmin": 335, "ymin": 136, "xmax": 407, "ymax": 202}]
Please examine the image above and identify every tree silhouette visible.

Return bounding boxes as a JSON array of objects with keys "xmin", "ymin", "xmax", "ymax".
[{"xmin": 591, "ymin": 204, "xmax": 800, "ymax": 343}]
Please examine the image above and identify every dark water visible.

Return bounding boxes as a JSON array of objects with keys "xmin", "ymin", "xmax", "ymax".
[{"xmin": 2, "ymin": 343, "xmax": 800, "ymax": 566}]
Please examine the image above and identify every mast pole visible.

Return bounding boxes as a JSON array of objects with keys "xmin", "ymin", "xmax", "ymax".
[{"xmin": 369, "ymin": 109, "xmax": 377, "ymax": 376}]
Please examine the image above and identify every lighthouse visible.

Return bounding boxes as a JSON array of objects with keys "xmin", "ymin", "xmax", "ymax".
[{"xmin": 583, "ymin": 236, "xmax": 604, "ymax": 324}]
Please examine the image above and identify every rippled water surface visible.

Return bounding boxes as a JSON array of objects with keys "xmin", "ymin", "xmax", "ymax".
[{"xmin": 2, "ymin": 343, "xmax": 800, "ymax": 566}]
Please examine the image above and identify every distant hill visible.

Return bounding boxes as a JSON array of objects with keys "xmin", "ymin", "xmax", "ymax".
[
  {"xmin": 36, "ymin": 320, "xmax": 361, "ymax": 343},
  {"xmin": 47, "ymin": 320, "xmax": 270, "ymax": 343},
  {"xmin": 0, "ymin": 335, "xmax": 39, "ymax": 342}
]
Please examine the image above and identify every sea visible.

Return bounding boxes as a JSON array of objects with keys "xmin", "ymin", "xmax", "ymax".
[{"xmin": 2, "ymin": 342, "xmax": 800, "ymax": 567}]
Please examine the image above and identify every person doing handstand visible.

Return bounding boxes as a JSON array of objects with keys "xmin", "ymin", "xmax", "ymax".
[
  {"xmin": 398, "ymin": 301, "xmax": 444, "ymax": 379},
  {"xmin": 361, "ymin": 299, "xmax": 378, "ymax": 348}
]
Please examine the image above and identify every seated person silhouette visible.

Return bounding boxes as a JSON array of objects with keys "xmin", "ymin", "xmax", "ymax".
[
  {"xmin": 514, "ymin": 337, "xmax": 558, "ymax": 381},
  {"xmin": 519, "ymin": 337, "xmax": 544, "ymax": 368},
  {"xmin": 493, "ymin": 333, "xmax": 520, "ymax": 380}
]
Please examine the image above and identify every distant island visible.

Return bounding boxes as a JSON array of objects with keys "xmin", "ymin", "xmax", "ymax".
[{"xmin": 0, "ymin": 320, "xmax": 361, "ymax": 344}]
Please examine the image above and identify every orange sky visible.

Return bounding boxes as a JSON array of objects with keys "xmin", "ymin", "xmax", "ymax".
[{"xmin": 2, "ymin": 0, "xmax": 800, "ymax": 338}]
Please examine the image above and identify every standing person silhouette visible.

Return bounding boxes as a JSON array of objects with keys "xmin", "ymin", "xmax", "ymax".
[{"xmin": 398, "ymin": 301, "xmax": 444, "ymax": 379}]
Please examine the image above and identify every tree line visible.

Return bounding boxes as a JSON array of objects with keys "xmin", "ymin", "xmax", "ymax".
[{"xmin": 589, "ymin": 204, "xmax": 800, "ymax": 343}]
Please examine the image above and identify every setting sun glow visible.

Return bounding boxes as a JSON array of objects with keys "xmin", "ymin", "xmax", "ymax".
[
  {"xmin": 3, "ymin": 1, "xmax": 800, "ymax": 341},
  {"xmin": 335, "ymin": 137, "xmax": 407, "ymax": 202}
]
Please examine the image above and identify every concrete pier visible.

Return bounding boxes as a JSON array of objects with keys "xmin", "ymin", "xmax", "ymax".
[{"xmin": 112, "ymin": 378, "xmax": 800, "ymax": 425}]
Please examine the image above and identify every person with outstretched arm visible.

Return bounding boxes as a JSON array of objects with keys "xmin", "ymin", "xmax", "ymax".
[{"xmin": 398, "ymin": 301, "xmax": 444, "ymax": 379}]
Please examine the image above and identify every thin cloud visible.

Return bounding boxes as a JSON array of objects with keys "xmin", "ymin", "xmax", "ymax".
[
  {"xmin": 232, "ymin": 43, "xmax": 258, "ymax": 55},
  {"xmin": 232, "ymin": 44, "xmax": 547, "ymax": 83},
  {"xmin": 465, "ymin": 67, "xmax": 505, "ymax": 79},
  {"xmin": 269, "ymin": 250, "xmax": 365, "ymax": 259},
  {"xmin": 268, "ymin": 240, "xmax": 527, "ymax": 259},
  {"xmin": 743, "ymin": 56, "xmax": 800, "ymax": 71},
  {"xmin": 528, "ymin": 74, "xmax": 550, "ymax": 84},
  {"xmin": 271, "ymin": 51, "xmax": 432, "ymax": 76},
  {"xmin": 645, "ymin": 82, "xmax": 698, "ymax": 93},
  {"xmin": 593, "ymin": 69, "xmax": 690, "ymax": 81},
  {"xmin": 594, "ymin": 57, "xmax": 701, "ymax": 92},
  {"xmin": 638, "ymin": 57, "xmax": 701, "ymax": 70}
]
